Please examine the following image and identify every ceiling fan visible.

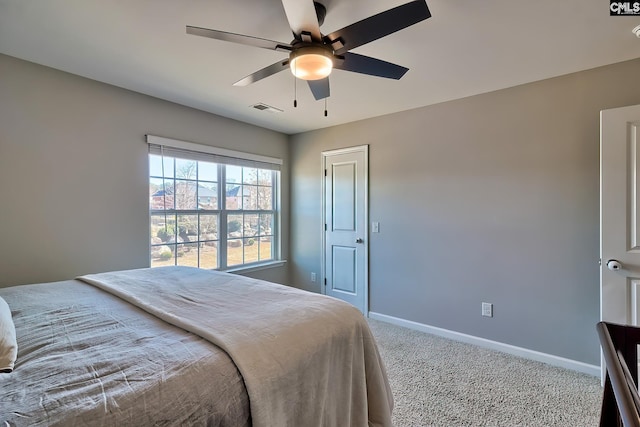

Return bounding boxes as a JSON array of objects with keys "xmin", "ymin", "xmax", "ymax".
[{"xmin": 186, "ymin": 0, "xmax": 431, "ymax": 101}]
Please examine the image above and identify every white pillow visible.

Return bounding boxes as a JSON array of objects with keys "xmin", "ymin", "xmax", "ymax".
[{"xmin": 0, "ymin": 296, "xmax": 17, "ymax": 373}]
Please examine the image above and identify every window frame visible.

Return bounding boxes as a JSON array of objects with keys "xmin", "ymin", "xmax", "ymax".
[{"xmin": 147, "ymin": 135, "xmax": 282, "ymax": 272}]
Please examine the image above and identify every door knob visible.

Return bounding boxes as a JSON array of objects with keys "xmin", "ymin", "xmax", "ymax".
[
  {"xmin": 607, "ymin": 259, "xmax": 623, "ymax": 271},
  {"xmin": 355, "ymin": 238, "xmax": 364, "ymax": 244}
]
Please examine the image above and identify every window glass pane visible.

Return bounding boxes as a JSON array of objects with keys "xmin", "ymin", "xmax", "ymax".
[
  {"xmin": 151, "ymin": 213, "xmax": 177, "ymax": 266},
  {"xmin": 151, "ymin": 211, "xmax": 175, "ymax": 264},
  {"xmin": 243, "ymin": 167, "xmax": 258, "ymax": 184},
  {"xmin": 258, "ymin": 169, "xmax": 272, "ymax": 186},
  {"xmin": 227, "ymin": 239, "xmax": 243, "ymax": 266},
  {"xmin": 151, "ymin": 244, "xmax": 175, "ymax": 267},
  {"xmin": 244, "ymin": 185, "xmax": 258, "ymax": 210},
  {"xmin": 200, "ymin": 243, "xmax": 218, "ymax": 269},
  {"xmin": 198, "ymin": 161, "xmax": 218, "ymax": 182},
  {"xmin": 258, "ymin": 212, "xmax": 274, "ymax": 261},
  {"xmin": 199, "ymin": 214, "xmax": 218, "ymax": 241},
  {"xmin": 176, "ymin": 243, "xmax": 199, "ymax": 266},
  {"xmin": 199, "ymin": 213, "xmax": 218, "ymax": 269},
  {"xmin": 228, "ymin": 214, "xmax": 243, "ymax": 238},
  {"xmin": 259, "ymin": 239, "xmax": 273, "ymax": 261},
  {"xmin": 257, "ymin": 185, "xmax": 273, "ymax": 210},
  {"xmin": 259, "ymin": 213, "xmax": 273, "ymax": 236},
  {"xmin": 226, "ymin": 184, "xmax": 242, "ymax": 210},
  {"xmin": 198, "ymin": 182, "xmax": 218, "ymax": 210},
  {"xmin": 175, "ymin": 180, "xmax": 197, "ymax": 210},
  {"xmin": 176, "ymin": 159, "xmax": 197, "ymax": 180},
  {"xmin": 150, "ymin": 155, "xmax": 174, "ymax": 178},
  {"xmin": 226, "ymin": 165, "xmax": 242, "ymax": 185},
  {"xmin": 150, "ymin": 177, "xmax": 174, "ymax": 210},
  {"xmin": 152, "ymin": 213, "xmax": 177, "ymax": 244},
  {"xmin": 244, "ymin": 214, "xmax": 258, "ymax": 237},
  {"xmin": 177, "ymin": 214, "xmax": 198, "ymax": 243},
  {"xmin": 244, "ymin": 238, "xmax": 259, "ymax": 264}
]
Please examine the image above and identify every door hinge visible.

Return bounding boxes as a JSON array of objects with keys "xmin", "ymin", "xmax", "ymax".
[
  {"xmin": 324, "ymin": 169, "xmax": 327, "ymax": 176},
  {"xmin": 324, "ymin": 223, "xmax": 327, "ymax": 231},
  {"xmin": 324, "ymin": 278, "xmax": 327, "ymax": 286}
]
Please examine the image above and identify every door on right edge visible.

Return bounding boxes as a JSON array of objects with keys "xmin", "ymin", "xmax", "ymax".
[{"xmin": 601, "ymin": 104, "xmax": 640, "ymax": 329}]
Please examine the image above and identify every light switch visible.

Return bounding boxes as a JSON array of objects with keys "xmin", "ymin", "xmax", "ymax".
[{"xmin": 372, "ymin": 222, "xmax": 380, "ymax": 233}]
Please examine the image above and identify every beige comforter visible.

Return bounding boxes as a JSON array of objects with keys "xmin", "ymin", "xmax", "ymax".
[
  {"xmin": 79, "ymin": 266, "xmax": 394, "ymax": 427},
  {"xmin": 0, "ymin": 278, "xmax": 250, "ymax": 426}
]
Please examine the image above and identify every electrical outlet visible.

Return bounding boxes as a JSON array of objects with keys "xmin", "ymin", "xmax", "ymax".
[
  {"xmin": 482, "ymin": 302, "xmax": 493, "ymax": 317},
  {"xmin": 311, "ymin": 272, "xmax": 316, "ymax": 282}
]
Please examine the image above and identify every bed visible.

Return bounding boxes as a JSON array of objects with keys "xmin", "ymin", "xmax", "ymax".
[{"xmin": 0, "ymin": 266, "xmax": 393, "ymax": 426}]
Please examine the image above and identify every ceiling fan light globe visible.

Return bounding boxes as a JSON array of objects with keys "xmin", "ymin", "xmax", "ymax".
[{"xmin": 290, "ymin": 48, "xmax": 333, "ymax": 80}]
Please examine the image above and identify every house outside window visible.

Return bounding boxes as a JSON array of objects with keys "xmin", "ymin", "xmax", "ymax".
[{"xmin": 147, "ymin": 136, "xmax": 281, "ymax": 270}]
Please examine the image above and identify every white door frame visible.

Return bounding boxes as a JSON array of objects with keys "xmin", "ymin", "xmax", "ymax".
[{"xmin": 321, "ymin": 145, "xmax": 369, "ymax": 315}]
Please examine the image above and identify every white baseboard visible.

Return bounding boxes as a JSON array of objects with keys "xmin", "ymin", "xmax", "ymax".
[{"xmin": 368, "ymin": 311, "xmax": 600, "ymax": 377}]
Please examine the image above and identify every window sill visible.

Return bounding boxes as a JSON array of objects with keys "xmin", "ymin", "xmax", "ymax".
[{"xmin": 224, "ymin": 260, "xmax": 287, "ymax": 275}]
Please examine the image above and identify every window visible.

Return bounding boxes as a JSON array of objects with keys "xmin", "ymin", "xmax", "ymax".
[{"xmin": 148, "ymin": 136, "xmax": 280, "ymax": 270}]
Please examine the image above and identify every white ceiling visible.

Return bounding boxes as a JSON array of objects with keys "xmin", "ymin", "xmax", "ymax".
[{"xmin": 1, "ymin": 0, "xmax": 640, "ymax": 135}]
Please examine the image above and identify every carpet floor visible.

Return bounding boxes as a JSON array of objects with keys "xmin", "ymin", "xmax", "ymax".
[{"xmin": 367, "ymin": 319, "xmax": 603, "ymax": 426}]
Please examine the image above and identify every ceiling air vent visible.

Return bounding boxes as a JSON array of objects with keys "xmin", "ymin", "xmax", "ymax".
[{"xmin": 251, "ymin": 103, "xmax": 283, "ymax": 113}]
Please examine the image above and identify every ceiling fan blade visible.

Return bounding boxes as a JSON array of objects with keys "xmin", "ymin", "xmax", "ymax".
[
  {"xmin": 233, "ymin": 59, "xmax": 291, "ymax": 86},
  {"xmin": 324, "ymin": 0, "xmax": 431, "ymax": 55},
  {"xmin": 307, "ymin": 78, "xmax": 330, "ymax": 100},
  {"xmin": 334, "ymin": 52, "xmax": 409, "ymax": 80},
  {"xmin": 186, "ymin": 26, "xmax": 292, "ymax": 52},
  {"xmin": 280, "ymin": 0, "xmax": 322, "ymax": 42}
]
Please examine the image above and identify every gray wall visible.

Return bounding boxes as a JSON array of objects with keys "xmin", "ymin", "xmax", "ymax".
[
  {"xmin": 289, "ymin": 58, "xmax": 640, "ymax": 365},
  {"xmin": 0, "ymin": 54, "xmax": 289, "ymax": 287}
]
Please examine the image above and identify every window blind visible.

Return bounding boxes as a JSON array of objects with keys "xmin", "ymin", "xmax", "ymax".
[{"xmin": 146, "ymin": 135, "xmax": 282, "ymax": 171}]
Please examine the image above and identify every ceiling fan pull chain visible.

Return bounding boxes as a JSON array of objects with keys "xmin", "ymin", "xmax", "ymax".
[{"xmin": 293, "ymin": 63, "xmax": 298, "ymax": 108}]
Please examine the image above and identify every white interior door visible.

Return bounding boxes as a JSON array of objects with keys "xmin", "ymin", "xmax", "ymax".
[
  {"xmin": 322, "ymin": 146, "xmax": 368, "ymax": 315},
  {"xmin": 601, "ymin": 104, "xmax": 640, "ymax": 328}
]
